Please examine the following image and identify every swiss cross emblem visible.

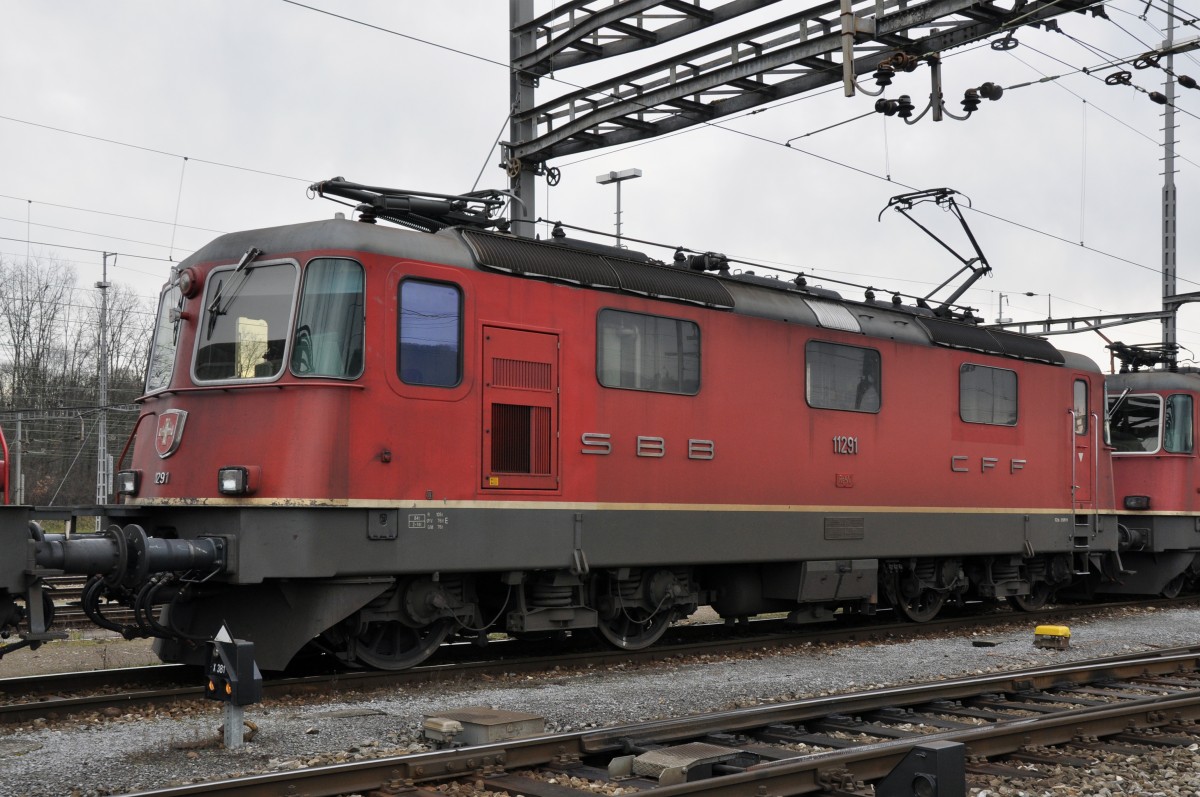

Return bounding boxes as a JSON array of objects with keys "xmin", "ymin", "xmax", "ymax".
[{"xmin": 155, "ymin": 409, "xmax": 188, "ymax": 459}]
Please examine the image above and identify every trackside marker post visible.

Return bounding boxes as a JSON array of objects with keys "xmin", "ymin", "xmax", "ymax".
[{"xmin": 205, "ymin": 624, "xmax": 263, "ymax": 749}]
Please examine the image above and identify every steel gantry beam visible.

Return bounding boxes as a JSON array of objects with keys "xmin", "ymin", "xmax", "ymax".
[
  {"xmin": 508, "ymin": 0, "xmax": 1096, "ymax": 168},
  {"xmin": 514, "ymin": 0, "xmax": 784, "ymax": 72},
  {"xmin": 989, "ymin": 291, "xmax": 1200, "ymax": 337}
]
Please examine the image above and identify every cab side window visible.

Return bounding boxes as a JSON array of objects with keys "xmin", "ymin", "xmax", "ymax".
[
  {"xmin": 292, "ymin": 258, "xmax": 364, "ymax": 378},
  {"xmin": 398, "ymin": 280, "xmax": 462, "ymax": 387},
  {"xmin": 1165, "ymin": 394, "xmax": 1194, "ymax": 453}
]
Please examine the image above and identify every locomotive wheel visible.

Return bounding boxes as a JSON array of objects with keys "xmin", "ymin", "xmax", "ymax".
[
  {"xmin": 1008, "ymin": 581, "xmax": 1053, "ymax": 612},
  {"xmin": 893, "ymin": 589, "xmax": 944, "ymax": 623},
  {"xmin": 885, "ymin": 569, "xmax": 945, "ymax": 623},
  {"xmin": 595, "ymin": 607, "xmax": 674, "ymax": 650},
  {"xmin": 351, "ymin": 618, "xmax": 454, "ymax": 670},
  {"xmin": 1161, "ymin": 573, "xmax": 1186, "ymax": 599}
]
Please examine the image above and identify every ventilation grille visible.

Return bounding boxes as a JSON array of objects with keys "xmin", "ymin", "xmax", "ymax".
[
  {"xmin": 492, "ymin": 358, "xmax": 552, "ymax": 391},
  {"xmin": 803, "ymin": 298, "xmax": 862, "ymax": 333},
  {"xmin": 492, "ymin": 404, "xmax": 551, "ymax": 475}
]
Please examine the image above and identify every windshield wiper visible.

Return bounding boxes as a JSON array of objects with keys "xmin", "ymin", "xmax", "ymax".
[{"xmin": 206, "ymin": 247, "xmax": 262, "ymax": 340}]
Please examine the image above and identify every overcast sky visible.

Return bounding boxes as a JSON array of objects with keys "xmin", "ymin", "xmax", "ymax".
[{"xmin": 2, "ymin": 1, "xmax": 1197, "ymax": 370}]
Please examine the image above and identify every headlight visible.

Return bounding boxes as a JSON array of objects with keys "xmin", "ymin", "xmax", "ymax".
[
  {"xmin": 217, "ymin": 466, "xmax": 260, "ymax": 496},
  {"xmin": 115, "ymin": 470, "xmax": 140, "ymax": 496},
  {"xmin": 1124, "ymin": 495, "xmax": 1151, "ymax": 510}
]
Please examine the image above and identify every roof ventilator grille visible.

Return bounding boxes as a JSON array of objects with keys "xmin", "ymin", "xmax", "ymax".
[
  {"xmin": 462, "ymin": 231, "xmax": 734, "ymax": 308},
  {"xmin": 918, "ymin": 316, "xmax": 1065, "ymax": 364},
  {"xmin": 803, "ymin": 298, "xmax": 862, "ymax": 333}
]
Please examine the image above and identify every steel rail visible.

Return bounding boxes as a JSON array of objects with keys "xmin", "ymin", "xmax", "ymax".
[{"xmin": 115, "ymin": 648, "xmax": 1200, "ymax": 796}]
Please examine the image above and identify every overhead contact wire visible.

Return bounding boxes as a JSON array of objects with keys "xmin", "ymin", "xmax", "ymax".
[{"xmin": 169, "ymin": 157, "xmax": 188, "ymax": 262}]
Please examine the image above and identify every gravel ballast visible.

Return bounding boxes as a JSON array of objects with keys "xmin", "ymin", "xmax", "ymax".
[{"xmin": 2, "ymin": 605, "xmax": 1199, "ymax": 796}]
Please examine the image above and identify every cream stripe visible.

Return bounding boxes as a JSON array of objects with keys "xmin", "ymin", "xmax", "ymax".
[{"xmin": 127, "ymin": 497, "xmax": 1082, "ymax": 515}]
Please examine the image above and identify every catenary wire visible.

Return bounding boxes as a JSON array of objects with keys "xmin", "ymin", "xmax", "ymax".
[
  {"xmin": 4, "ymin": 5, "xmax": 1186, "ymax": 305},
  {"xmin": 0, "ymin": 193, "xmax": 225, "ymax": 234},
  {"xmin": 0, "ymin": 114, "xmax": 312, "ymax": 184},
  {"xmin": 0, "ymin": 216, "xmax": 205, "ymax": 253}
]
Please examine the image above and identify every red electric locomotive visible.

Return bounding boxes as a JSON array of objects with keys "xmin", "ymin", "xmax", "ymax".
[
  {"xmin": 1101, "ymin": 367, "xmax": 1200, "ymax": 596},
  {"xmin": 0, "ymin": 425, "xmax": 7, "ymax": 506},
  {"xmin": 0, "ymin": 180, "xmax": 1176, "ymax": 670}
]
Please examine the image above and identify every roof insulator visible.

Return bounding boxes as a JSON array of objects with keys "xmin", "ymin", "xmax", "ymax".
[
  {"xmin": 875, "ymin": 98, "xmax": 899, "ymax": 116},
  {"xmin": 979, "ymin": 82, "xmax": 1004, "ymax": 101}
]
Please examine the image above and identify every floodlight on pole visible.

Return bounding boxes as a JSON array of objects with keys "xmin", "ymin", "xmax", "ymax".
[
  {"xmin": 596, "ymin": 168, "xmax": 642, "ymax": 247},
  {"xmin": 995, "ymin": 293, "xmax": 1012, "ymax": 324}
]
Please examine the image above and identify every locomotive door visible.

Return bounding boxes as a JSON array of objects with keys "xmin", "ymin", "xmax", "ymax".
[
  {"xmin": 481, "ymin": 326, "xmax": 559, "ymax": 490},
  {"xmin": 1072, "ymin": 377, "xmax": 1094, "ymax": 509}
]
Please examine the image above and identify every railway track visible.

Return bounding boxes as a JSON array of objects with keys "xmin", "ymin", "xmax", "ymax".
[
  {"xmin": 41, "ymin": 575, "xmax": 135, "ymax": 629},
  {"xmin": 2, "ymin": 596, "xmax": 1197, "ymax": 726},
  {"xmin": 86, "ymin": 645, "xmax": 1200, "ymax": 796}
]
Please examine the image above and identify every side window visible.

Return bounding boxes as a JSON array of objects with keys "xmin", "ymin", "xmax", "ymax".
[
  {"xmin": 1074, "ymin": 379, "xmax": 1088, "ymax": 435},
  {"xmin": 597, "ymin": 309, "xmax": 700, "ymax": 395},
  {"xmin": 145, "ymin": 283, "xmax": 182, "ymax": 393},
  {"xmin": 805, "ymin": 340, "xmax": 881, "ymax": 413},
  {"xmin": 1108, "ymin": 394, "xmax": 1162, "ymax": 453},
  {"xmin": 959, "ymin": 364, "xmax": 1017, "ymax": 425},
  {"xmin": 291, "ymin": 258, "xmax": 364, "ymax": 378},
  {"xmin": 398, "ymin": 279, "xmax": 462, "ymax": 387},
  {"xmin": 1165, "ymin": 394, "xmax": 1194, "ymax": 453}
]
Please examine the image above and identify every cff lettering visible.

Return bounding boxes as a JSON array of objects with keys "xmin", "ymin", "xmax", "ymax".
[{"xmin": 952, "ymin": 455, "xmax": 1029, "ymax": 473}]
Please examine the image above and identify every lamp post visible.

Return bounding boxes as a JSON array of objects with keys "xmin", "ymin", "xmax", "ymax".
[
  {"xmin": 996, "ymin": 293, "xmax": 1012, "ymax": 324},
  {"xmin": 596, "ymin": 168, "xmax": 642, "ymax": 247}
]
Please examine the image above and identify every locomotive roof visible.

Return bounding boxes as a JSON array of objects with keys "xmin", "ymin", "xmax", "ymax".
[
  {"xmin": 1107, "ymin": 370, "xmax": 1200, "ymax": 390},
  {"xmin": 179, "ymin": 217, "xmax": 1073, "ymax": 367}
]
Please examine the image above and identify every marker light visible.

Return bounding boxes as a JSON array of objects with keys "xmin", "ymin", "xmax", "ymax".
[{"xmin": 178, "ymin": 267, "xmax": 203, "ymax": 298}]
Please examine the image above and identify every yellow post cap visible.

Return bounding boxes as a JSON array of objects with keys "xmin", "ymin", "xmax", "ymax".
[{"xmin": 1034, "ymin": 624, "xmax": 1071, "ymax": 638}]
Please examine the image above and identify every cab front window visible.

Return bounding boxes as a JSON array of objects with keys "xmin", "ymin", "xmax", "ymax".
[
  {"xmin": 194, "ymin": 261, "xmax": 298, "ymax": 382},
  {"xmin": 1109, "ymin": 393, "xmax": 1162, "ymax": 453}
]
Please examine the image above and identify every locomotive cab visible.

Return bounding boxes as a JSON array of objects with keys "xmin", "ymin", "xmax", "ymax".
[{"xmin": 1102, "ymin": 371, "xmax": 1200, "ymax": 596}]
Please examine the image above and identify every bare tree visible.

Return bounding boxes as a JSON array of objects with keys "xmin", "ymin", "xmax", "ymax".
[
  {"xmin": 0, "ymin": 256, "xmax": 154, "ymax": 505},
  {"xmin": 0, "ymin": 257, "xmax": 76, "ymax": 409}
]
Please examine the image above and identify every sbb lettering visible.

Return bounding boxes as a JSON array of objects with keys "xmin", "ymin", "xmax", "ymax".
[{"xmin": 581, "ymin": 432, "xmax": 715, "ymax": 460}]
